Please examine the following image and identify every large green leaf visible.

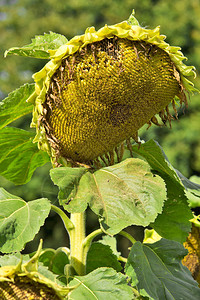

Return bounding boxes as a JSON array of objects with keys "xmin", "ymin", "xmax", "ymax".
[
  {"xmin": 132, "ymin": 140, "xmax": 193, "ymax": 242},
  {"xmin": 0, "ymin": 83, "xmax": 34, "ymax": 129},
  {"xmin": 152, "ymin": 178, "xmax": 193, "ymax": 243},
  {"xmin": 125, "ymin": 239, "xmax": 200, "ymax": 300},
  {"xmin": 0, "ymin": 127, "xmax": 50, "ymax": 184},
  {"xmin": 51, "ymin": 158, "xmax": 166, "ymax": 235},
  {"xmin": 5, "ymin": 32, "xmax": 68, "ymax": 59},
  {"xmin": 0, "ymin": 188, "xmax": 51, "ymax": 253},
  {"xmin": 68, "ymin": 267, "xmax": 133, "ymax": 300},
  {"xmin": 132, "ymin": 140, "xmax": 181, "ymax": 181},
  {"xmin": 175, "ymin": 170, "xmax": 200, "ymax": 190},
  {"xmin": 86, "ymin": 242, "xmax": 122, "ymax": 274}
]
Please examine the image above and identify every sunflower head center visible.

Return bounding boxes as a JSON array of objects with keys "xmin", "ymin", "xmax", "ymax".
[{"xmin": 41, "ymin": 37, "xmax": 181, "ymax": 164}]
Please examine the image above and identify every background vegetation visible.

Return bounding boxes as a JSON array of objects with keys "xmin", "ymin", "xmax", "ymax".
[{"xmin": 0, "ymin": 0, "xmax": 200, "ymax": 251}]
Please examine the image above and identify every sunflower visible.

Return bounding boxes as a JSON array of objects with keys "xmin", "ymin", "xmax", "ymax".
[
  {"xmin": 28, "ymin": 11, "xmax": 197, "ymax": 167},
  {"xmin": 0, "ymin": 241, "xmax": 74, "ymax": 300},
  {"xmin": 182, "ymin": 223, "xmax": 200, "ymax": 285},
  {"xmin": 0, "ymin": 276, "xmax": 61, "ymax": 300}
]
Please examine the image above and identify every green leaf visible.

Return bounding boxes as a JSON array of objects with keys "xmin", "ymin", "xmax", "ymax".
[
  {"xmin": 0, "ymin": 251, "xmax": 35, "ymax": 267},
  {"xmin": 65, "ymin": 158, "xmax": 166, "ymax": 235},
  {"xmin": 37, "ymin": 264, "xmax": 61, "ymax": 284},
  {"xmin": 68, "ymin": 267, "xmax": 133, "ymax": 300},
  {"xmin": 187, "ymin": 190, "xmax": 200, "ymax": 208},
  {"xmin": 5, "ymin": 32, "xmax": 68, "ymax": 59},
  {"xmin": 0, "ymin": 127, "xmax": 50, "ymax": 184},
  {"xmin": 39, "ymin": 248, "xmax": 56, "ymax": 267},
  {"xmin": 50, "ymin": 166, "xmax": 88, "ymax": 209},
  {"xmin": 38, "ymin": 247, "xmax": 70, "ymax": 285},
  {"xmin": 132, "ymin": 140, "xmax": 180, "ymax": 182},
  {"xmin": 175, "ymin": 171, "xmax": 200, "ymax": 190},
  {"xmin": 39, "ymin": 247, "xmax": 70, "ymax": 276},
  {"xmin": 50, "ymin": 249, "xmax": 70, "ymax": 276},
  {"xmin": 139, "ymin": 140, "xmax": 200, "ymax": 190},
  {"xmin": 152, "ymin": 178, "xmax": 193, "ymax": 243},
  {"xmin": 0, "ymin": 188, "xmax": 51, "ymax": 253},
  {"xmin": 0, "ymin": 252, "xmax": 21, "ymax": 267},
  {"xmin": 125, "ymin": 239, "xmax": 200, "ymax": 300},
  {"xmin": 86, "ymin": 242, "xmax": 122, "ymax": 274},
  {"xmin": 185, "ymin": 176, "xmax": 200, "ymax": 208},
  {"xmin": 132, "ymin": 140, "xmax": 193, "ymax": 243},
  {"xmin": 0, "ymin": 83, "xmax": 34, "ymax": 129},
  {"xmin": 98, "ymin": 235, "xmax": 121, "ymax": 257}
]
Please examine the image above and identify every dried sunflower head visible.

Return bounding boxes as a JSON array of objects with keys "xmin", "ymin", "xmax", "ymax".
[
  {"xmin": 182, "ymin": 223, "xmax": 200, "ymax": 285},
  {"xmin": 0, "ymin": 275, "xmax": 61, "ymax": 300},
  {"xmin": 0, "ymin": 241, "xmax": 74, "ymax": 300},
  {"xmin": 29, "ymin": 11, "xmax": 197, "ymax": 167}
]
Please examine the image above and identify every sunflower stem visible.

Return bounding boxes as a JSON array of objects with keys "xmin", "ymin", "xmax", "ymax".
[
  {"xmin": 118, "ymin": 230, "xmax": 137, "ymax": 245},
  {"xmin": 82, "ymin": 229, "xmax": 103, "ymax": 268},
  {"xmin": 118, "ymin": 256, "xmax": 127, "ymax": 263},
  {"xmin": 51, "ymin": 205, "xmax": 74, "ymax": 231},
  {"xmin": 57, "ymin": 159, "xmax": 86, "ymax": 275},
  {"xmin": 70, "ymin": 212, "xmax": 86, "ymax": 275}
]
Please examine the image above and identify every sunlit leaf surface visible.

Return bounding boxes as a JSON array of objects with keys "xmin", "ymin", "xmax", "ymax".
[
  {"xmin": 0, "ymin": 127, "xmax": 50, "ymax": 185},
  {"xmin": 68, "ymin": 267, "xmax": 133, "ymax": 300},
  {"xmin": 51, "ymin": 158, "xmax": 166, "ymax": 235},
  {"xmin": 5, "ymin": 32, "xmax": 68, "ymax": 59},
  {"xmin": 0, "ymin": 188, "xmax": 51, "ymax": 253},
  {"xmin": 0, "ymin": 83, "xmax": 34, "ymax": 129}
]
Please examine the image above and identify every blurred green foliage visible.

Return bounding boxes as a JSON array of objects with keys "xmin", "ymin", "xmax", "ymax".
[
  {"xmin": 0, "ymin": 0, "xmax": 200, "ymax": 250},
  {"xmin": 1, "ymin": 0, "xmax": 200, "ymax": 96}
]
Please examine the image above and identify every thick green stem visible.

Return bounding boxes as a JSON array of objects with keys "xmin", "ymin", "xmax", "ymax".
[
  {"xmin": 70, "ymin": 212, "xmax": 86, "ymax": 275},
  {"xmin": 52, "ymin": 203, "xmax": 136, "ymax": 276},
  {"xmin": 54, "ymin": 159, "xmax": 87, "ymax": 275},
  {"xmin": 51, "ymin": 205, "xmax": 86, "ymax": 275}
]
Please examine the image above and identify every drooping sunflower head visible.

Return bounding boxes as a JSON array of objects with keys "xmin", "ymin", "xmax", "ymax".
[
  {"xmin": 29, "ymin": 11, "xmax": 197, "ymax": 167},
  {"xmin": 0, "ymin": 275, "xmax": 61, "ymax": 300},
  {"xmin": 0, "ymin": 241, "xmax": 74, "ymax": 300}
]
